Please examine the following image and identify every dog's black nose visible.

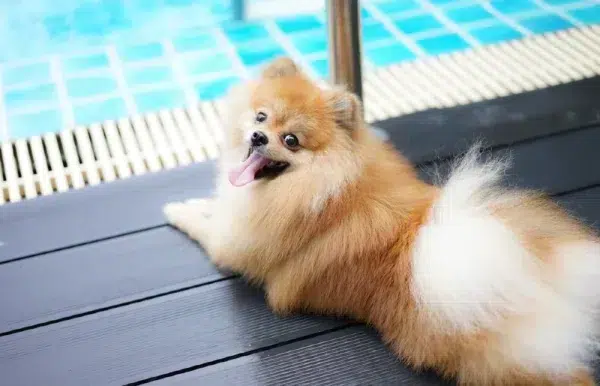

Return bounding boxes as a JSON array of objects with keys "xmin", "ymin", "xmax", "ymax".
[{"xmin": 251, "ymin": 131, "xmax": 268, "ymax": 146}]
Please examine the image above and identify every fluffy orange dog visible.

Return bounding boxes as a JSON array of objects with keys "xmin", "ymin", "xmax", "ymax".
[{"xmin": 164, "ymin": 57, "xmax": 600, "ymax": 385}]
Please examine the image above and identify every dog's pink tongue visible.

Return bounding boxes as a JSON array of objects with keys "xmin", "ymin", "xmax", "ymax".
[{"xmin": 228, "ymin": 152, "xmax": 270, "ymax": 187}]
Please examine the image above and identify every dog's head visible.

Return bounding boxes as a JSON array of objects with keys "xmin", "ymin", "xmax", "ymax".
[{"xmin": 225, "ymin": 57, "xmax": 365, "ymax": 189}]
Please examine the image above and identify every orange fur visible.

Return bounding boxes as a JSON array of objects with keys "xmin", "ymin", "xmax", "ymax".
[{"xmin": 164, "ymin": 57, "xmax": 599, "ymax": 385}]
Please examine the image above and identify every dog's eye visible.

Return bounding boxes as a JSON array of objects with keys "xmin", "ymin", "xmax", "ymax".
[
  {"xmin": 255, "ymin": 112, "xmax": 267, "ymax": 123},
  {"xmin": 283, "ymin": 134, "xmax": 299, "ymax": 149}
]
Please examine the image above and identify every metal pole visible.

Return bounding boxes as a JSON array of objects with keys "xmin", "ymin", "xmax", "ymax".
[
  {"xmin": 326, "ymin": 0, "xmax": 363, "ymax": 99},
  {"xmin": 233, "ymin": 0, "xmax": 245, "ymax": 21},
  {"xmin": 326, "ymin": 0, "xmax": 389, "ymax": 141}
]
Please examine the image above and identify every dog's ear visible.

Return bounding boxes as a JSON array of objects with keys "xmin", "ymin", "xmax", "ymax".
[
  {"xmin": 262, "ymin": 57, "xmax": 300, "ymax": 79},
  {"xmin": 326, "ymin": 88, "xmax": 363, "ymax": 131}
]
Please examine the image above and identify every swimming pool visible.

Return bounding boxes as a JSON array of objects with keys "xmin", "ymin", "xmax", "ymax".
[{"xmin": 0, "ymin": 0, "xmax": 598, "ymax": 141}]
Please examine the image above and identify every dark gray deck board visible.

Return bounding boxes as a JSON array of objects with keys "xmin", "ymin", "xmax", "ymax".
[
  {"xmin": 0, "ymin": 161, "xmax": 216, "ymax": 262},
  {"xmin": 0, "ymin": 227, "xmax": 220, "ymax": 334},
  {"xmin": 0, "ymin": 279, "xmax": 345, "ymax": 386},
  {"xmin": 153, "ymin": 327, "xmax": 450, "ymax": 386},
  {"xmin": 379, "ymin": 76, "xmax": 600, "ymax": 165},
  {"xmin": 2, "ymin": 125, "xmax": 600, "ymax": 264},
  {"xmin": 557, "ymin": 186, "xmax": 600, "ymax": 228},
  {"xmin": 0, "ymin": 186, "xmax": 597, "ymax": 386},
  {"xmin": 419, "ymin": 124, "xmax": 600, "ymax": 195}
]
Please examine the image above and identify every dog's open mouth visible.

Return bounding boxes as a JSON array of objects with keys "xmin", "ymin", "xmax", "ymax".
[{"xmin": 228, "ymin": 148, "xmax": 289, "ymax": 187}]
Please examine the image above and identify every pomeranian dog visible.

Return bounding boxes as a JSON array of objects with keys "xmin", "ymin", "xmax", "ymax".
[{"xmin": 163, "ymin": 57, "xmax": 600, "ymax": 385}]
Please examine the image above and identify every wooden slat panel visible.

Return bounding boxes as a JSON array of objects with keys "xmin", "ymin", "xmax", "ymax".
[
  {"xmin": 156, "ymin": 110, "xmax": 192, "ymax": 166},
  {"xmin": 29, "ymin": 136, "xmax": 54, "ymax": 196},
  {"xmin": 74, "ymin": 126, "xmax": 101, "ymax": 186},
  {"xmin": 59, "ymin": 130, "xmax": 85, "ymax": 189},
  {"xmin": 14, "ymin": 140, "xmax": 36, "ymax": 199},
  {"xmin": 1, "ymin": 142, "xmax": 21, "ymax": 202},
  {"xmin": 0, "ymin": 227, "xmax": 220, "ymax": 334},
  {"xmin": 131, "ymin": 115, "xmax": 163, "ymax": 172},
  {"xmin": 102, "ymin": 120, "xmax": 132, "ymax": 179},
  {"xmin": 169, "ymin": 108, "xmax": 205, "ymax": 163},
  {"xmin": 117, "ymin": 118, "xmax": 147, "ymax": 176},
  {"xmin": 88, "ymin": 123, "xmax": 117, "ymax": 183},
  {"xmin": 144, "ymin": 113, "xmax": 177, "ymax": 170}
]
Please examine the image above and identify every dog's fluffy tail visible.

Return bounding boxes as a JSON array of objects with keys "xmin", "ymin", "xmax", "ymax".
[{"xmin": 411, "ymin": 144, "xmax": 600, "ymax": 378}]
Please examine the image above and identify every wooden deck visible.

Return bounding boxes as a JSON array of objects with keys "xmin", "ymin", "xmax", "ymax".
[{"xmin": 1, "ymin": 77, "xmax": 599, "ymax": 385}]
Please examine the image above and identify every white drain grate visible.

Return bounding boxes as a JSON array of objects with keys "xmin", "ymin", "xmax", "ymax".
[{"xmin": 1, "ymin": 25, "xmax": 599, "ymax": 205}]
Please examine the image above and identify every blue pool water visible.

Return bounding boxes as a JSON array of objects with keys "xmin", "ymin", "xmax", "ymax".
[{"xmin": 0, "ymin": 0, "xmax": 598, "ymax": 140}]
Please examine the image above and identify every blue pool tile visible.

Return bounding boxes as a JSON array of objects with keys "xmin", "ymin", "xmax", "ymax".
[
  {"xmin": 118, "ymin": 43, "xmax": 165, "ymax": 62},
  {"xmin": 9, "ymin": 109, "xmax": 64, "ymax": 139},
  {"xmin": 43, "ymin": 15, "xmax": 70, "ymax": 41},
  {"xmin": 72, "ymin": 2, "xmax": 109, "ymax": 37},
  {"xmin": 310, "ymin": 58, "xmax": 329, "ymax": 78},
  {"xmin": 394, "ymin": 14, "xmax": 445, "ymax": 35},
  {"xmin": 519, "ymin": 14, "xmax": 572, "ymax": 34},
  {"xmin": 276, "ymin": 15, "xmax": 322, "ymax": 34},
  {"xmin": 66, "ymin": 76, "xmax": 118, "ymax": 99},
  {"xmin": 182, "ymin": 52, "xmax": 232, "ymax": 76},
  {"xmin": 134, "ymin": 88, "xmax": 186, "ymax": 113},
  {"xmin": 125, "ymin": 65, "xmax": 173, "ymax": 87},
  {"xmin": 544, "ymin": 0, "xmax": 580, "ymax": 4},
  {"xmin": 429, "ymin": 0, "xmax": 462, "ymax": 4},
  {"xmin": 172, "ymin": 31, "xmax": 218, "ymax": 52},
  {"xmin": 223, "ymin": 22, "xmax": 270, "ymax": 44},
  {"xmin": 445, "ymin": 4, "xmax": 495, "ymax": 24},
  {"xmin": 4, "ymin": 83, "xmax": 57, "ymax": 110},
  {"xmin": 417, "ymin": 33, "xmax": 470, "ymax": 55},
  {"xmin": 63, "ymin": 53, "xmax": 110, "ymax": 73},
  {"xmin": 165, "ymin": 0, "xmax": 195, "ymax": 6},
  {"xmin": 375, "ymin": 0, "xmax": 421, "ymax": 15},
  {"xmin": 363, "ymin": 23, "xmax": 394, "ymax": 43},
  {"xmin": 469, "ymin": 24, "xmax": 523, "ymax": 44},
  {"xmin": 291, "ymin": 33, "xmax": 328, "ymax": 55},
  {"xmin": 367, "ymin": 43, "xmax": 416, "ymax": 66},
  {"xmin": 491, "ymin": 0, "xmax": 538, "ymax": 14},
  {"xmin": 74, "ymin": 98, "xmax": 128, "ymax": 125},
  {"xmin": 195, "ymin": 76, "xmax": 240, "ymax": 100},
  {"xmin": 237, "ymin": 44, "xmax": 285, "ymax": 67},
  {"xmin": 361, "ymin": 7, "xmax": 375, "ymax": 22},
  {"xmin": 569, "ymin": 5, "xmax": 600, "ymax": 25},
  {"xmin": 2, "ymin": 62, "xmax": 52, "ymax": 87}
]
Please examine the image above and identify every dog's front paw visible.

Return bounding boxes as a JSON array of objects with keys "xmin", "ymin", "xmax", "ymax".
[
  {"xmin": 163, "ymin": 198, "xmax": 213, "ymax": 224},
  {"xmin": 163, "ymin": 201, "xmax": 189, "ymax": 228},
  {"xmin": 163, "ymin": 198, "xmax": 215, "ymax": 245}
]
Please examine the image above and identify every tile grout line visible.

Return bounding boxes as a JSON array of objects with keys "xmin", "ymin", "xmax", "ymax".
[
  {"xmin": 421, "ymin": 0, "xmax": 481, "ymax": 46},
  {"xmin": 560, "ymin": 0, "xmax": 599, "ymax": 11},
  {"xmin": 263, "ymin": 20, "xmax": 320, "ymax": 79},
  {"xmin": 3, "ymin": 66, "xmax": 238, "ymax": 94},
  {"xmin": 50, "ymin": 56, "xmax": 75, "ymax": 129},
  {"xmin": 212, "ymin": 27, "xmax": 252, "ymax": 80},
  {"xmin": 479, "ymin": 2, "xmax": 532, "ymax": 36},
  {"xmin": 361, "ymin": 1, "xmax": 427, "ymax": 57},
  {"xmin": 162, "ymin": 40, "xmax": 199, "ymax": 106},
  {"xmin": 106, "ymin": 46, "xmax": 138, "ymax": 116},
  {"xmin": 533, "ymin": 0, "xmax": 584, "ymax": 26}
]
